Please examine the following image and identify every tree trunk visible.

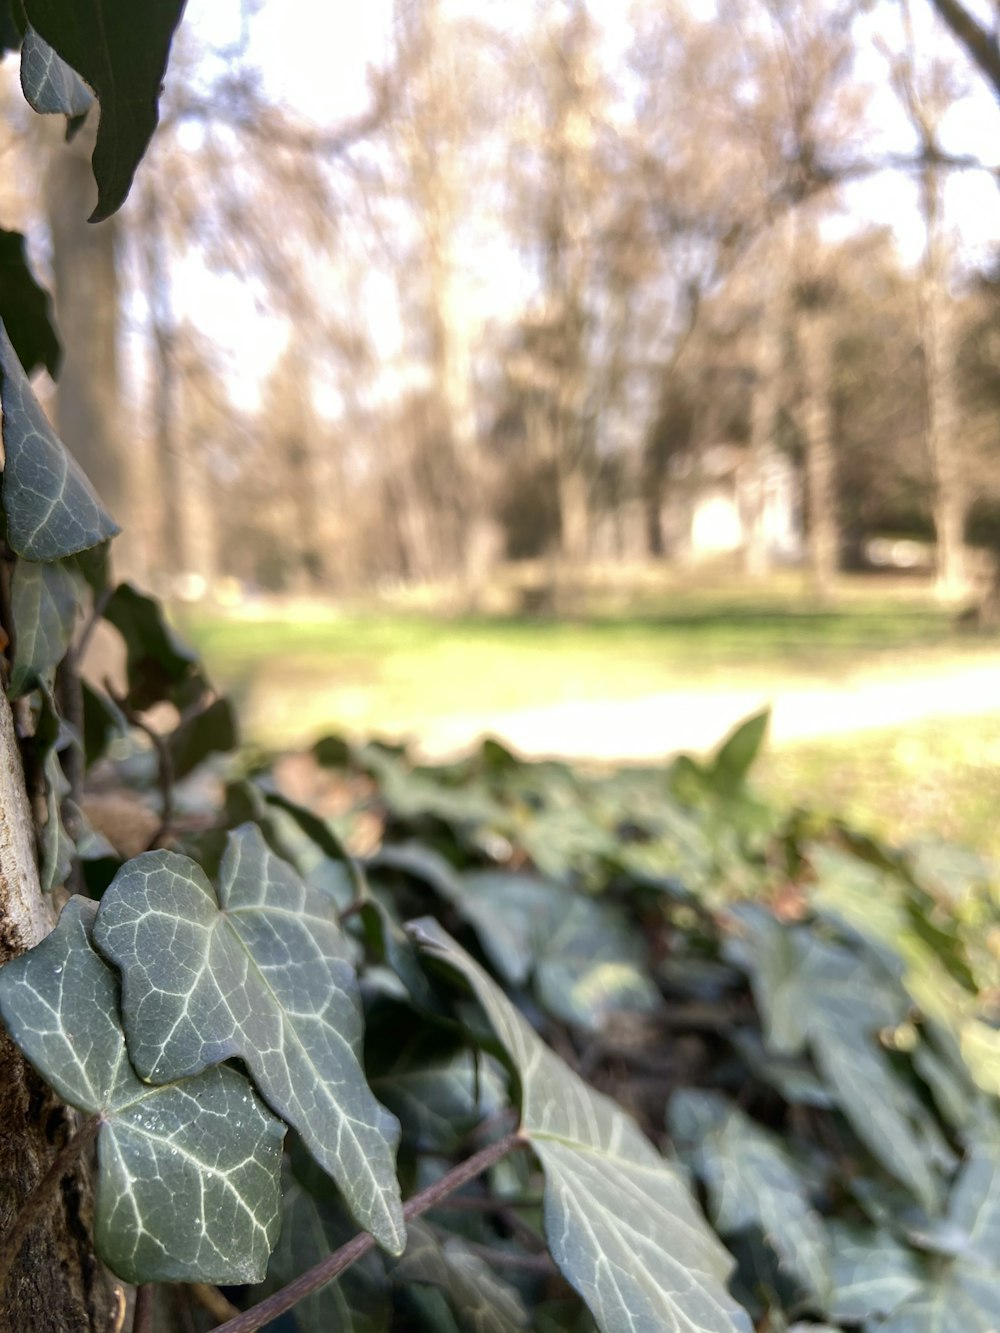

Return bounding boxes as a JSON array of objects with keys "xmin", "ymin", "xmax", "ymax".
[
  {"xmin": 798, "ymin": 306, "xmax": 839, "ymax": 599},
  {"xmin": 919, "ymin": 166, "xmax": 966, "ymax": 601},
  {"xmin": 46, "ymin": 127, "xmax": 146, "ymax": 585},
  {"xmin": 0, "ymin": 695, "xmax": 118, "ymax": 1331}
]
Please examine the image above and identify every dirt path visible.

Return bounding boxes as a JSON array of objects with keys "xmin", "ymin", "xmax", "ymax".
[{"xmin": 410, "ymin": 654, "xmax": 1000, "ymax": 762}]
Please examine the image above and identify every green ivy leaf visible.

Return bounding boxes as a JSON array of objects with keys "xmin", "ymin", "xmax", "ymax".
[
  {"xmin": 81, "ymin": 680, "xmax": 127, "ymax": 767},
  {"xmin": 409, "ymin": 920, "xmax": 753, "ymax": 1333},
  {"xmin": 708, "ymin": 708, "xmax": 770, "ymax": 797},
  {"xmin": 0, "ymin": 2, "xmax": 21, "ymax": 54},
  {"xmin": 167, "ymin": 696, "xmax": 237, "ymax": 780},
  {"xmin": 0, "ymin": 320, "xmax": 119, "ymax": 558},
  {"xmin": 8, "ymin": 557, "xmax": 85, "ymax": 697},
  {"xmin": 0, "ymin": 228, "xmax": 60, "ymax": 377},
  {"xmin": 371, "ymin": 1045, "xmax": 507, "ymax": 1155},
  {"xmin": 265, "ymin": 1173, "xmax": 391, "ymax": 1333},
  {"xmin": 728, "ymin": 907, "xmax": 952, "ymax": 1212},
  {"xmin": 102, "ymin": 582, "xmax": 200, "ymax": 710},
  {"xmin": 374, "ymin": 852, "xmax": 661, "ymax": 1031},
  {"xmin": 39, "ymin": 742, "xmax": 74, "ymax": 891},
  {"xmin": 20, "ymin": 23, "xmax": 92, "ymax": 116},
  {"xmin": 670, "ymin": 1089, "xmax": 832, "ymax": 1305},
  {"xmin": 876, "ymin": 1146, "xmax": 1000, "ymax": 1331},
  {"xmin": 93, "ymin": 823, "xmax": 406, "ymax": 1255},
  {"xmin": 22, "ymin": 0, "xmax": 185, "ymax": 221},
  {"xmin": 827, "ymin": 1223, "xmax": 923, "ymax": 1322},
  {"xmin": 394, "ymin": 1221, "xmax": 529, "ymax": 1332},
  {"xmin": 0, "ymin": 897, "xmax": 284, "ymax": 1283}
]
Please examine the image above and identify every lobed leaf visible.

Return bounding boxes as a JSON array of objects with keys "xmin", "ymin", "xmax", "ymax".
[
  {"xmin": 0, "ymin": 320, "xmax": 119, "ymax": 558},
  {"xmin": 728, "ymin": 906, "xmax": 952, "ymax": 1211},
  {"xmin": 8, "ymin": 557, "xmax": 85, "ymax": 697},
  {"xmin": 264, "ymin": 1174, "xmax": 391, "ymax": 1333},
  {"xmin": 93, "ymin": 823, "xmax": 406, "ymax": 1254},
  {"xmin": 876, "ymin": 1146, "xmax": 1000, "ymax": 1331},
  {"xmin": 395, "ymin": 1220, "xmax": 529, "ymax": 1332},
  {"xmin": 0, "ymin": 897, "xmax": 284, "ymax": 1283},
  {"xmin": 22, "ymin": 0, "xmax": 186, "ymax": 220},
  {"xmin": 101, "ymin": 582, "xmax": 200, "ymax": 710},
  {"xmin": 410, "ymin": 919, "xmax": 753, "ymax": 1333},
  {"xmin": 827, "ymin": 1223, "xmax": 923, "ymax": 1322},
  {"xmin": 670, "ymin": 1089, "xmax": 832, "ymax": 1304}
]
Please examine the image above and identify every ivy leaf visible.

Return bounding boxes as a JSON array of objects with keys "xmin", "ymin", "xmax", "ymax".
[
  {"xmin": 20, "ymin": 23, "xmax": 92, "ymax": 117},
  {"xmin": 0, "ymin": 896, "xmax": 284, "ymax": 1283},
  {"xmin": 93, "ymin": 822, "xmax": 406, "ymax": 1255},
  {"xmin": 876, "ymin": 1145, "xmax": 1000, "ymax": 1332},
  {"xmin": 39, "ymin": 743, "xmax": 74, "ymax": 891},
  {"xmin": 373, "ymin": 852, "xmax": 661, "ymax": 1031},
  {"xmin": 0, "ymin": 321, "xmax": 119, "ymax": 558},
  {"xmin": 22, "ymin": 0, "xmax": 186, "ymax": 221},
  {"xmin": 102, "ymin": 582, "xmax": 201, "ymax": 711},
  {"xmin": 8, "ymin": 558, "xmax": 85, "ymax": 697},
  {"xmin": 81, "ymin": 680, "xmax": 128, "ymax": 767},
  {"xmin": 670, "ymin": 1089, "xmax": 832, "ymax": 1305},
  {"xmin": 167, "ymin": 696, "xmax": 237, "ymax": 780},
  {"xmin": 827, "ymin": 1223, "xmax": 923, "ymax": 1322},
  {"xmin": 394, "ymin": 1221, "xmax": 529, "ymax": 1332},
  {"xmin": 728, "ymin": 906, "xmax": 951, "ymax": 1212},
  {"xmin": 707, "ymin": 708, "xmax": 770, "ymax": 797},
  {"xmin": 0, "ymin": 2, "xmax": 21, "ymax": 55},
  {"xmin": 371, "ymin": 1044, "xmax": 507, "ymax": 1155},
  {"xmin": 0, "ymin": 228, "xmax": 60, "ymax": 377},
  {"xmin": 409, "ymin": 919, "xmax": 753, "ymax": 1333},
  {"xmin": 265, "ymin": 1173, "xmax": 391, "ymax": 1333}
]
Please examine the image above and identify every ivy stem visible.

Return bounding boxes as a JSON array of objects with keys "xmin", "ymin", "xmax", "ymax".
[
  {"xmin": 211, "ymin": 1130, "xmax": 527, "ymax": 1333},
  {"xmin": 0, "ymin": 1113, "xmax": 100, "ymax": 1296},
  {"xmin": 132, "ymin": 1283, "xmax": 154, "ymax": 1333}
]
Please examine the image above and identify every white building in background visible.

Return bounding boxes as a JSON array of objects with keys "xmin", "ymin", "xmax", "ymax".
[{"xmin": 665, "ymin": 443, "xmax": 803, "ymax": 564}]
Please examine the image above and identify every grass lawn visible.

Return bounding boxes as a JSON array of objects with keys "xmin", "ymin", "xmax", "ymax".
[{"xmin": 178, "ymin": 574, "xmax": 1000, "ymax": 858}]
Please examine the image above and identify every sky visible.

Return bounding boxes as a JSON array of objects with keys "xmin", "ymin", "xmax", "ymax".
[{"xmin": 167, "ymin": 0, "xmax": 1000, "ymax": 409}]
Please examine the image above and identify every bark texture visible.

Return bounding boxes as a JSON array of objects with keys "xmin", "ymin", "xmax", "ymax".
[{"xmin": 0, "ymin": 694, "xmax": 119, "ymax": 1331}]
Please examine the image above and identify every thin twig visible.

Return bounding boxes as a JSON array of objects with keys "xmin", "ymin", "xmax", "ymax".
[
  {"xmin": 190, "ymin": 1284, "xmax": 240, "ymax": 1323},
  {"xmin": 104, "ymin": 680, "xmax": 175, "ymax": 850},
  {"xmin": 0, "ymin": 1114, "xmax": 101, "ymax": 1296},
  {"xmin": 211, "ymin": 1131, "xmax": 527, "ymax": 1333}
]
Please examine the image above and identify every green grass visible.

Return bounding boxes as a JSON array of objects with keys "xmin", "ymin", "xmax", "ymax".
[
  {"xmin": 177, "ymin": 580, "xmax": 1000, "ymax": 858},
  {"xmin": 757, "ymin": 715, "xmax": 1000, "ymax": 861}
]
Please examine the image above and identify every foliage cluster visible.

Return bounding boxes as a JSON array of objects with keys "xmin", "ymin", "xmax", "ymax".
[{"xmin": 0, "ymin": 8, "xmax": 998, "ymax": 1333}]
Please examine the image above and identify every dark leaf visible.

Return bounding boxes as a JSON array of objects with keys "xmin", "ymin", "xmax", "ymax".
[
  {"xmin": 8, "ymin": 557, "xmax": 85, "ymax": 697},
  {"xmin": 93, "ymin": 823, "xmax": 406, "ymax": 1254},
  {"xmin": 0, "ymin": 897, "xmax": 284, "ymax": 1283},
  {"xmin": 167, "ymin": 696, "xmax": 237, "ymax": 780},
  {"xmin": 102, "ymin": 582, "xmax": 200, "ymax": 710},
  {"xmin": 393, "ymin": 1221, "xmax": 529, "ymax": 1332},
  {"xmin": 0, "ymin": 319, "xmax": 119, "ymax": 558},
  {"xmin": 0, "ymin": 228, "xmax": 60, "ymax": 376},
  {"xmin": 23, "ymin": 0, "xmax": 186, "ymax": 220}
]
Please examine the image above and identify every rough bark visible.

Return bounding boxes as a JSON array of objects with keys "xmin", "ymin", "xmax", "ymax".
[{"xmin": 0, "ymin": 695, "xmax": 118, "ymax": 1331}]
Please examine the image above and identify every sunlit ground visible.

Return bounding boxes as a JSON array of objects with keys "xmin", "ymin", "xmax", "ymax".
[{"xmin": 178, "ymin": 569, "xmax": 1000, "ymax": 858}]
